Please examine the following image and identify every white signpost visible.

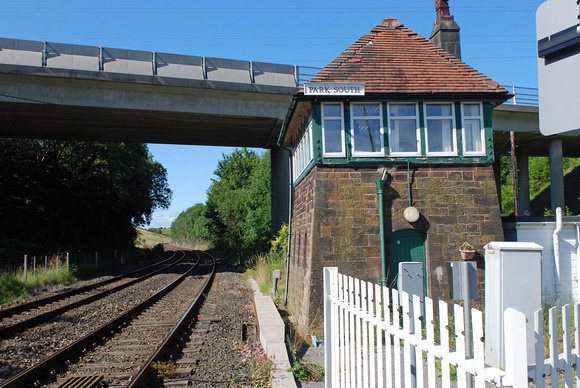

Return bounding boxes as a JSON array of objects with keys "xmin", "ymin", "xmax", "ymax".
[{"xmin": 536, "ymin": 0, "xmax": 580, "ymax": 135}]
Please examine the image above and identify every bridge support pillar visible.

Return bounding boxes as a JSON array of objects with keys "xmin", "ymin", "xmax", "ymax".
[
  {"xmin": 271, "ymin": 146, "xmax": 291, "ymax": 236},
  {"xmin": 549, "ymin": 138, "xmax": 565, "ymax": 212}
]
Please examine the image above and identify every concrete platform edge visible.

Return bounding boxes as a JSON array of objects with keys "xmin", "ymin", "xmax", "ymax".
[{"xmin": 248, "ymin": 277, "xmax": 296, "ymax": 388}]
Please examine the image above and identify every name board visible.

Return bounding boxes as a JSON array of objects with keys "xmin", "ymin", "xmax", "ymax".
[{"xmin": 304, "ymin": 82, "xmax": 365, "ymax": 96}]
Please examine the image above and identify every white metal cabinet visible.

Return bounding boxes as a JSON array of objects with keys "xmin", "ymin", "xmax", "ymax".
[{"xmin": 484, "ymin": 241, "xmax": 543, "ymax": 369}]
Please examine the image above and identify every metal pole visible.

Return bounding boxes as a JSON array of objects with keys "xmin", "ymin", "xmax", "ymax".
[
  {"xmin": 284, "ymin": 148, "xmax": 293, "ymax": 307},
  {"xmin": 510, "ymin": 131, "xmax": 519, "ymax": 216},
  {"xmin": 463, "ymin": 262, "xmax": 473, "ymax": 388},
  {"xmin": 376, "ymin": 178, "xmax": 387, "ymax": 287}
]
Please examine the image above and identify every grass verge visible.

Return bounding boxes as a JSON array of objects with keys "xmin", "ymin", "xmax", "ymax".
[{"xmin": 0, "ymin": 265, "xmax": 77, "ymax": 304}]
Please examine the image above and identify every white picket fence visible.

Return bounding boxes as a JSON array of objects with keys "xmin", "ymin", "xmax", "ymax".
[{"xmin": 322, "ymin": 267, "xmax": 580, "ymax": 388}]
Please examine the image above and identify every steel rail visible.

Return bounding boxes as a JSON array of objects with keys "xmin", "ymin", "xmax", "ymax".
[
  {"xmin": 129, "ymin": 251, "xmax": 216, "ymax": 387},
  {"xmin": 0, "ymin": 250, "xmax": 187, "ymax": 339},
  {"xmin": 0, "ymin": 250, "xmax": 179, "ymax": 320},
  {"xmin": 0, "ymin": 251, "xmax": 201, "ymax": 388}
]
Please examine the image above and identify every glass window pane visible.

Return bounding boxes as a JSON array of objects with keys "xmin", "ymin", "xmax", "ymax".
[
  {"xmin": 464, "ymin": 119, "xmax": 482, "ymax": 152},
  {"xmin": 427, "ymin": 119, "xmax": 453, "ymax": 152},
  {"xmin": 390, "ymin": 119, "xmax": 418, "ymax": 153},
  {"xmin": 353, "ymin": 104, "xmax": 380, "ymax": 117},
  {"xmin": 426, "ymin": 104, "xmax": 452, "ymax": 117},
  {"xmin": 463, "ymin": 104, "xmax": 480, "ymax": 117},
  {"xmin": 324, "ymin": 119, "xmax": 343, "ymax": 153},
  {"xmin": 390, "ymin": 104, "xmax": 416, "ymax": 117},
  {"xmin": 353, "ymin": 119, "xmax": 381, "ymax": 153},
  {"xmin": 323, "ymin": 104, "xmax": 341, "ymax": 117}
]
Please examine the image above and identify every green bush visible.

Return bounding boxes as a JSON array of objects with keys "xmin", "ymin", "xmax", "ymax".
[{"xmin": 0, "ymin": 275, "xmax": 30, "ymax": 304}]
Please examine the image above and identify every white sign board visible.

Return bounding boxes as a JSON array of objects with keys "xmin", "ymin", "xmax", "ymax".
[
  {"xmin": 537, "ymin": 0, "xmax": 580, "ymax": 135},
  {"xmin": 304, "ymin": 82, "xmax": 365, "ymax": 96}
]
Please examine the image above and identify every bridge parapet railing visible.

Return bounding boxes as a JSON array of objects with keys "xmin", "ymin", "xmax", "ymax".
[
  {"xmin": 500, "ymin": 84, "xmax": 539, "ymax": 106},
  {"xmin": 0, "ymin": 37, "xmax": 299, "ymax": 88}
]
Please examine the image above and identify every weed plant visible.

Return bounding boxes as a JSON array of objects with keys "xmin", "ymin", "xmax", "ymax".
[
  {"xmin": 245, "ymin": 224, "xmax": 288, "ymax": 302},
  {"xmin": 252, "ymin": 359, "xmax": 273, "ymax": 388},
  {"xmin": 289, "ymin": 359, "xmax": 325, "ymax": 382}
]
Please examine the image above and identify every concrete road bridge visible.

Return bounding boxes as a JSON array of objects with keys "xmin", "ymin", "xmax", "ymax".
[{"xmin": 0, "ymin": 37, "xmax": 308, "ymax": 230}]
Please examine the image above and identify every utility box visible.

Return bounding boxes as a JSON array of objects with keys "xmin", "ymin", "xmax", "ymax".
[
  {"xmin": 485, "ymin": 241, "xmax": 543, "ymax": 369},
  {"xmin": 446, "ymin": 261, "xmax": 478, "ymax": 300},
  {"xmin": 397, "ymin": 262, "xmax": 424, "ymax": 311}
]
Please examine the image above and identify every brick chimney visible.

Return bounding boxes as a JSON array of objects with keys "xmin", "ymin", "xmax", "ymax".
[{"xmin": 430, "ymin": 0, "xmax": 461, "ymax": 59}]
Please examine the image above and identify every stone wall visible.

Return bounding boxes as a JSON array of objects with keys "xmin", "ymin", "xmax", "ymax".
[{"xmin": 288, "ymin": 163, "xmax": 504, "ymax": 326}]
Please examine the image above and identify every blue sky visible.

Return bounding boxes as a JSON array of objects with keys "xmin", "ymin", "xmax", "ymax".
[{"xmin": 0, "ymin": 0, "xmax": 544, "ymax": 227}]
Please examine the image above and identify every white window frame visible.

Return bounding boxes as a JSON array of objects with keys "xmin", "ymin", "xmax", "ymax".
[
  {"xmin": 424, "ymin": 102, "xmax": 458, "ymax": 157},
  {"xmin": 321, "ymin": 102, "xmax": 346, "ymax": 157},
  {"xmin": 387, "ymin": 103, "xmax": 421, "ymax": 157},
  {"xmin": 461, "ymin": 102, "xmax": 486, "ymax": 156},
  {"xmin": 292, "ymin": 118, "xmax": 313, "ymax": 181},
  {"xmin": 350, "ymin": 102, "xmax": 384, "ymax": 157}
]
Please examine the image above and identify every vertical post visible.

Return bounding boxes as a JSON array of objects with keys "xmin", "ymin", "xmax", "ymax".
[
  {"xmin": 42, "ymin": 41, "xmax": 47, "ymax": 66},
  {"xmin": 23, "ymin": 255, "xmax": 28, "ymax": 281},
  {"xmin": 95, "ymin": 251, "xmax": 98, "ymax": 269},
  {"xmin": 376, "ymin": 179, "xmax": 387, "ymax": 287},
  {"xmin": 99, "ymin": 46, "xmax": 104, "ymax": 71},
  {"xmin": 462, "ymin": 262, "xmax": 473, "ymax": 388},
  {"xmin": 324, "ymin": 267, "xmax": 338, "ymax": 388},
  {"xmin": 249, "ymin": 61, "xmax": 255, "ymax": 83},
  {"xmin": 504, "ymin": 308, "xmax": 528, "ymax": 387},
  {"xmin": 516, "ymin": 146, "xmax": 531, "ymax": 216},
  {"xmin": 293, "ymin": 65, "xmax": 299, "ymax": 87},
  {"xmin": 66, "ymin": 252, "xmax": 70, "ymax": 273},
  {"xmin": 510, "ymin": 131, "xmax": 519, "ymax": 216},
  {"xmin": 33, "ymin": 256, "xmax": 36, "ymax": 276},
  {"xmin": 549, "ymin": 138, "xmax": 565, "ymax": 212},
  {"xmin": 534, "ymin": 309, "xmax": 545, "ymax": 388},
  {"xmin": 45, "ymin": 255, "xmax": 48, "ymax": 271}
]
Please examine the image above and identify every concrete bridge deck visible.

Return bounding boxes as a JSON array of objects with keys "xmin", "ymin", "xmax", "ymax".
[{"xmin": 0, "ymin": 37, "xmax": 299, "ymax": 147}]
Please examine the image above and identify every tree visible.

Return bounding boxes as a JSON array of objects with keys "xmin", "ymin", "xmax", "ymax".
[
  {"xmin": 170, "ymin": 203, "xmax": 206, "ymax": 240},
  {"xmin": 201, "ymin": 148, "xmax": 271, "ymax": 259},
  {"xmin": 0, "ymin": 139, "xmax": 171, "ymax": 254}
]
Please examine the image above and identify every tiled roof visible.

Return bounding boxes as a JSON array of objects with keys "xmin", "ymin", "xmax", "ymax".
[{"xmin": 306, "ymin": 18, "xmax": 508, "ymax": 97}]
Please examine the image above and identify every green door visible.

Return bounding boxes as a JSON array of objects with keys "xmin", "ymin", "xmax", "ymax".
[{"xmin": 389, "ymin": 230, "xmax": 427, "ymax": 292}]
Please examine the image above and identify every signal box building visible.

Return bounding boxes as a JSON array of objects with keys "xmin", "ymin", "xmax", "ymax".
[{"xmin": 279, "ymin": 15, "xmax": 510, "ymax": 325}]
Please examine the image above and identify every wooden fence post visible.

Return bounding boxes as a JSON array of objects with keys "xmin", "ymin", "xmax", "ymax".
[
  {"xmin": 324, "ymin": 267, "xmax": 338, "ymax": 388},
  {"xmin": 504, "ymin": 308, "xmax": 528, "ymax": 387},
  {"xmin": 23, "ymin": 255, "xmax": 27, "ymax": 281}
]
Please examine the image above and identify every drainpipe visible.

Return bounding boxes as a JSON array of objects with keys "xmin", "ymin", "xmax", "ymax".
[
  {"xmin": 576, "ymin": 223, "xmax": 580, "ymax": 302},
  {"xmin": 376, "ymin": 170, "xmax": 388, "ymax": 287},
  {"xmin": 283, "ymin": 149, "xmax": 294, "ymax": 307},
  {"xmin": 553, "ymin": 206, "xmax": 563, "ymax": 304}
]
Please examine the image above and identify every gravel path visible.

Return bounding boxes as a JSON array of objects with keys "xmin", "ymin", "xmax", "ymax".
[{"xmin": 165, "ymin": 264, "xmax": 264, "ymax": 388}]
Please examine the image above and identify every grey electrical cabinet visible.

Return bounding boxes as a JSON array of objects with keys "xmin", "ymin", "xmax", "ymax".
[{"xmin": 484, "ymin": 241, "xmax": 543, "ymax": 369}]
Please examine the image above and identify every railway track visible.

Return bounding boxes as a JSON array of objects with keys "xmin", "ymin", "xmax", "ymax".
[
  {"xmin": 0, "ymin": 250, "xmax": 216, "ymax": 388},
  {"xmin": 0, "ymin": 250, "xmax": 185, "ymax": 339}
]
